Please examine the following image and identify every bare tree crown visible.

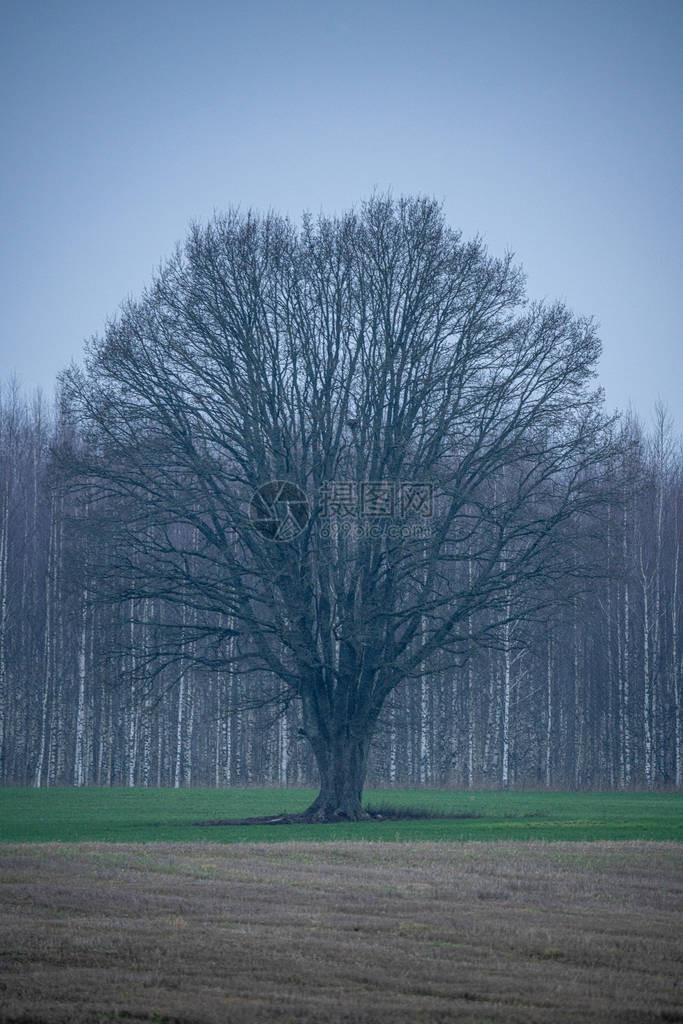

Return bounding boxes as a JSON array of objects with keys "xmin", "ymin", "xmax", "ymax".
[{"xmin": 63, "ymin": 195, "xmax": 617, "ymax": 819}]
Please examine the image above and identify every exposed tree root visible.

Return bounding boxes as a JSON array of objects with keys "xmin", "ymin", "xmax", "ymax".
[
  {"xmin": 189, "ymin": 810, "xmax": 375, "ymax": 826},
  {"xmin": 188, "ymin": 806, "xmax": 482, "ymax": 826}
]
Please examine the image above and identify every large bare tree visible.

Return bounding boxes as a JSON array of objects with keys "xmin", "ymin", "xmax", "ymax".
[{"xmin": 63, "ymin": 195, "xmax": 615, "ymax": 819}]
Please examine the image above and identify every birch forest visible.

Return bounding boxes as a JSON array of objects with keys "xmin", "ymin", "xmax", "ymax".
[{"xmin": 0, "ymin": 381, "xmax": 680, "ymax": 791}]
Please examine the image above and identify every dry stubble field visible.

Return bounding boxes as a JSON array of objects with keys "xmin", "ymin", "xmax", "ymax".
[{"xmin": 0, "ymin": 841, "xmax": 681, "ymax": 1023}]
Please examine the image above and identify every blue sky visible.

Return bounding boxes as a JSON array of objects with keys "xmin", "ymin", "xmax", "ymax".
[{"xmin": 1, "ymin": 0, "xmax": 681, "ymax": 426}]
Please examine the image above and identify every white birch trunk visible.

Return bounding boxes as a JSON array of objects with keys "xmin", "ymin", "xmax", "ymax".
[
  {"xmin": 673, "ymin": 531, "xmax": 680, "ymax": 788},
  {"xmin": 0, "ymin": 475, "xmax": 9, "ymax": 776},
  {"xmin": 140, "ymin": 600, "xmax": 151, "ymax": 787},
  {"xmin": 225, "ymin": 619, "xmax": 235, "ymax": 784},
  {"xmin": 183, "ymin": 674, "xmax": 194, "ymax": 786},
  {"xmin": 545, "ymin": 634, "xmax": 553, "ymax": 788},
  {"xmin": 174, "ymin": 674, "xmax": 185, "ymax": 789},
  {"xmin": 501, "ymin": 612, "xmax": 511, "ymax": 790},
  {"xmin": 466, "ymin": 650, "xmax": 474, "ymax": 789},
  {"xmin": 652, "ymin": 410, "xmax": 666, "ymax": 781},
  {"xmin": 483, "ymin": 656, "xmax": 497, "ymax": 778},
  {"xmin": 225, "ymin": 703, "xmax": 232, "ymax": 785},
  {"xmin": 639, "ymin": 541, "xmax": 653, "ymax": 787},
  {"xmin": 419, "ymin": 675, "xmax": 429, "ymax": 785},
  {"xmin": 573, "ymin": 596, "xmax": 582, "ymax": 788},
  {"xmin": 174, "ymin": 602, "xmax": 189, "ymax": 789},
  {"xmin": 622, "ymin": 504, "xmax": 632, "ymax": 784},
  {"xmin": 418, "ymin": 546, "xmax": 430, "ymax": 784},
  {"xmin": 35, "ymin": 498, "xmax": 56, "ymax": 788},
  {"xmin": 156, "ymin": 693, "xmax": 165, "ymax": 786},
  {"xmin": 466, "ymin": 551, "xmax": 474, "ymax": 787},
  {"xmin": 388, "ymin": 701, "xmax": 397, "ymax": 784},
  {"xmin": 53, "ymin": 498, "xmax": 66, "ymax": 784},
  {"xmin": 278, "ymin": 711, "xmax": 288, "ymax": 786},
  {"xmin": 127, "ymin": 600, "xmax": 138, "ymax": 787},
  {"xmin": 96, "ymin": 681, "xmax": 106, "ymax": 784},
  {"xmin": 73, "ymin": 589, "xmax": 87, "ymax": 786},
  {"xmin": 215, "ymin": 672, "xmax": 223, "ymax": 787},
  {"xmin": 605, "ymin": 506, "xmax": 616, "ymax": 787}
]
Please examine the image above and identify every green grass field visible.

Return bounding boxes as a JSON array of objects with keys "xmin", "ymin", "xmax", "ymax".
[
  {"xmin": 0, "ymin": 786, "xmax": 680, "ymax": 843},
  {"xmin": 2, "ymin": 791, "xmax": 682, "ymax": 1021}
]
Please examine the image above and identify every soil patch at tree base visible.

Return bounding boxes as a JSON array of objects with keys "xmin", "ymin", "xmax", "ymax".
[{"xmin": 187, "ymin": 807, "xmax": 483, "ymax": 826}]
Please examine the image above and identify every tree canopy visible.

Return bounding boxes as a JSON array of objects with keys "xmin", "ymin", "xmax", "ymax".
[{"xmin": 63, "ymin": 195, "xmax": 616, "ymax": 819}]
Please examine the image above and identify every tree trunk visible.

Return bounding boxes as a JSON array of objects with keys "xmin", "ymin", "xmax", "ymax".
[
  {"xmin": 501, "ymin": 615, "xmax": 511, "ymax": 790},
  {"xmin": 127, "ymin": 600, "xmax": 138, "ymax": 787},
  {"xmin": 35, "ymin": 495, "xmax": 56, "ymax": 788},
  {"xmin": 0, "ymin": 471, "xmax": 9, "ymax": 779},
  {"xmin": 622, "ymin": 503, "xmax": 632, "ymax": 784},
  {"xmin": 639, "ymin": 538, "xmax": 653, "ymax": 787},
  {"xmin": 73, "ymin": 588, "xmax": 87, "ymax": 786},
  {"xmin": 174, "ymin": 673, "xmax": 185, "ymax": 789},
  {"xmin": 303, "ymin": 719, "xmax": 375, "ymax": 821},
  {"xmin": 545, "ymin": 633, "xmax": 553, "ymax": 788},
  {"xmin": 673, "ymin": 531, "xmax": 680, "ymax": 788},
  {"xmin": 388, "ymin": 701, "xmax": 397, "ymax": 784},
  {"xmin": 278, "ymin": 711, "xmax": 288, "ymax": 786}
]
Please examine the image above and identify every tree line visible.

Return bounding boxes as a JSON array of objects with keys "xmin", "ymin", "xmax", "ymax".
[{"xmin": 1, "ymin": 381, "xmax": 680, "ymax": 794}]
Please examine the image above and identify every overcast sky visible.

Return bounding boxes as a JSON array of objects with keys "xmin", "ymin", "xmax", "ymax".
[{"xmin": 1, "ymin": 0, "xmax": 681, "ymax": 428}]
